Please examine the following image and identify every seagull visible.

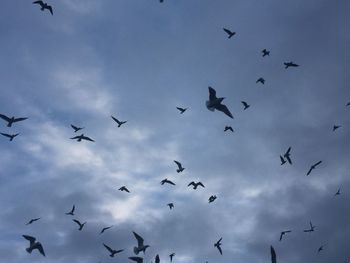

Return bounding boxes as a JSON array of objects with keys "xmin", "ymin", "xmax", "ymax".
[
  {"xmin": 25, "ymin": 218, "xmax": 41, "ymax": 225},
  {"xmin": 256, "ymin": 77, "xmax": 265, "ymax": 84},
  {"xmin": 133, "ymin": 231, "xmax": 150, "ymax": 255},
  {"xmin": 208, "ymin": 195, "xmax": 217, "ymax": 203},
  {"xmin": 65, "ymin": 205, "xmax": 75, "ymax": 216},
  {"xmin": 280, "ymin": 155, "xmax": 287, "ymax": 165},
  {"xmin": 33, "ymin": 1, "xmax": 53, "ymax": 15},
  {"xmin": 283, "ymin": 147, "xmax": 292, "ymax": 164},
  {"xmin": 161, "ymin": 179, "xmax": 176, "ymax": 186},
  {"xmin": 317, "ymin": 245, "xmax": 324, "ymax": 253},
  {"xmin": 0, "ymin": 132, "xmax": 19, "ymax": 141},
  {"xmin": 174, "ymin": 160, "xmax": 185, "ymax": 173},
  {"xmin": 22, "ymin": 235, "xmax": 45, "ymax": 256},
  {"xmin": 223, "ymin": 28, "xmax": 235, "ymax": 38},
  {"xmin": 303, "ymin": 221, "xmax": 316, "ymax": 233},
  {"xmin": 71, "ymin": 124, "xmax": 84, "ymax": 132},
  {"xmin": 100, "ymin": 226, "xmax": 113, "ymax": 235},
  {"xmin": 119, "ymin": 186, "xmax": 130, "ymax": 193},
  {"xmin": 167, "ymin": 203, "xmax": 174, "ymax": 209},
  {"xmin": 271, "ymin": 246, "xmax": 276, "ymax": 263},
  {"xmin": 129, "ymin": 257, "xmax": 143, "ymax": 263},
  {"xmin": 206, "ymin": 87, "xmax": 233, "ymax": 119},
  {"xmin": 334, "ymin": 187, "xmax": 341, "ymax": 197},
  {"xmin": 214, "ymin": 238, "xmax": 223, "ymax": 255},
  {"xmin": 70, "ymin": 134, "xmax": 95, "ymax": 142},
  {"xmin": 284, "ymin": 61, "xmax": 299, "ymax": 69},
  {"xmin": 111, "ymin": 116, "xmax": 127, "ymax": 127},
  {"xmin": 262, "ymin": 49, "xmax": 270, "ymax": 57},
  {"xmin": 224, "ymin": 126, "xmax": 234, "ymax": 132},
  {"xmin": 0, "ymin": 114, "xmax": 28, "ymax": 127},
  {"xmin": 279, "ymin": 230, "xmax": 291, "ymax": 241},
  {"xmin": 306, "ymin": 161, "xmax": 322, "ymax": 176},
  {"xmin": 241, "ymin": 101, "xmax": 250, "ymax": 110},
  {"xmin": 169, "ymin": 253, "xmax": 175, "ymax": 262},
  {"xmin": 188, "ymin": 181, "xmax": 205, "ymax": 189},
  {"xmin": 333, "ymin": 125, "xmax": 341, "ymax": 131},
  {"xmin": 73, "ymin": 219, "xmax": 86, "ymax": 231},
  {"xmin": 103, "ymin": 243, "xmax": 124, "ymax": 257},
  {"xmin": 176, "ymin": 107, "xmax": 187, "ymax": 114}
]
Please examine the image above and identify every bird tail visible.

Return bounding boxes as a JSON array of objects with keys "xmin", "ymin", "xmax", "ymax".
[
  {"xmin": 206, "ymin": 101, "xmax": 215, "ymax": 111},
  {"xmin": 133, "ymin": 247, "xmax": 139, "ymax": 255}
]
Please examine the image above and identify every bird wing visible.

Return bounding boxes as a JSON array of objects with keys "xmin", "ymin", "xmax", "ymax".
[
  {"xmin": 23, "ymin": 235, "xmax": 36, "ymax": 244},
  {"xmin": 270, "ymin": 246, "xmax": 276, "ymax": 263},
  {"xmin": 33, "ymin": 1, "xmax": 44, "ymax": 6},
  {"xmin": 241, "ymin": 101, "xmax": 248, "ymax": 107},
  {"xmin": 168, "ymin": 180, "xmax": 176, "ymax": 185},
  {"xmin": 306, "ymin": 167, "xmax": 313, "ymax": 176},
  {"xmin": 215, "ymin": 104, "xmax": 233, "ymax": 118},
  {"xmin": 223, "ymin": 28, "xmax": 232, "ymax": 35},
  {"xmin": 285, "ymin": 147, "xmax": 291, "ymax": 155},
  {"xmin": 155, "ymin": 254, "xmax": 160, "ymax": 263},
  {"xmin": 47, "ymin": 5, "xmax": 53, "ymax": 15},
  {"xmin": 188, "ymin": 182, "xmax": 195, "ymax": 187},
  {"xmin": 217, "ymin": 245, "xmax": 222, "ymax": 255},
  {"xmin": 111, "ymin": 116, "xmax": 120, "ymax": 124},
  {"xmin": 129, "ymin": 257, "xmax": 143, "ymax": 263},
  {"xmin": 35, "ymin": 243, "xmax": 46, "ymax": 256},
  {"xmin": 285, "ymin": 155, "xmax": 292, "ymax": 164},
  {"xmin": 280, "ymin": 156, "xmax": 285, "ymax": 163},
  {"xmin": 0, "ymin": 114, "xmax": 11, "ymax": 122},
  {"xmin": 133, "ymin": 232, "xmax": 144, "ymax": 247},
  {"xmin": 73, "ymin": 219, "xmax": 82, "ymax": 227},
  {"xmin": 70, "ymin": 135, "xmax": 80, "ymax": 140},
  {"xmin": 115, "ymin": 249, "xmax": 124, "ymax": 253},
  {"xmin": 314, "ymin": 161, "xmax": 322, "ymax": 167},
  {"xmin": 208, "ymin": 87, "xmax": 217, "ymax": 101},
  {"xmin": 82, "ymin": 135, "xmax": 94, "ymax": 142},
  {"xmin": 174, "ymin": 160, "xmax": 181, "ymax": 168},
  {"xmin": 13, "ymin": 117, "xmax": 28, "ymax": 123},
  {"xmin": 198, "ymin": 182, "xmax": 205, "ymax": 188},
  {"xmin": 0, "ymin": 133, "xmax": 11, "ymax": 138},
  {"xmin": 103, "ymin": 243, "xmax": 114, "ymax": 253},
  {"xmin": 176, "ymin": 107, "xmax": 184, "ymax": 111}
]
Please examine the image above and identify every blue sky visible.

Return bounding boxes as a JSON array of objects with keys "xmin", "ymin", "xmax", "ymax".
[{"xmin": 0, "ymin": 0, "xmax": 350, "ymax": 262}]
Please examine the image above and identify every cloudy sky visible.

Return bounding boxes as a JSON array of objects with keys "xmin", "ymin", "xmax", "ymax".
[{"xmin": 0, "ymin": 0, "xmax": 350, "ymax": 262}]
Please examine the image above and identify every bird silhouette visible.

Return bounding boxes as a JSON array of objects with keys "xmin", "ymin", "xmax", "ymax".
[
  {"xmin": 103, "ymin": 243, "xmax": 124, "ymax": 257},
  {"xmin": 280, "ymin": 155, "xmax": 287, "ymax": 165},
  {"xmin": 241, "ymin": 101, "xmax": 250, "ymax": 110},
  {"xmin": 25, "ymin": 217, "xmax": 41, "ymax": 225},
  {"xmin": 223, "ymin": 28, "xmax": 235, "ymax": 38},
  {"xmin": 169, "ymin": 253, "xmax": 175, "ymax": 262},
  {"xmin": 70, "ymin": 134, "xmax": 95, "ymax": 142},
  {"xmin": 161, "ymin": 179, "xmax": 176, "ymax": 186},
  {"xmin": 71, "ymin": 124, "xmax": 84, "ymax": 132},
  {"xmin": 256, "ymin": 77, "xmax": 265, "ymax": 84},
  {"xmin": 174, "ymin": 160, "xmax": 185, "ymax": 173},
  {"xmin": 283, "ymin": 147, "xmax": 292, "ymax": 164},
  {"xmin": 270, "ymin": 246, "xmax": 276, "ymax": 263},
  {"xmin": 167, "ymin": 203, "xmax": 174, "ymax": 209},
  {"xmin": 22, "ymin": 235, "xmax": 45, "ymax": 256},
  {"xmin": 334, "ymin": 187, "xmax": 341, "ymax": 197},
  {"xmin": 33, "ymin": 1, "xmax": 53, "ymax": 15},
  {"xmin": 0, "ymin": 132, "xmax": 19, "ymax": 141},
  {"xmin": 206, "ymin": 87, "xmax": 233, "ymax": 119},
  {"xmin": 279, "ymin": 230, "xmax": 291, "ymax": 241},
  {"xmin": 284, "ymin": 61, "xmax": 299, "ymax": 69},
  {"xmin": 133, "ymin": 231, "xmax": 150, "ymax": 255},
  {"xmin": 303, "ymin": 221, "xmax": 316, "ymax": 232},
  {"xmin": 346, "ymin": 102, "xmax": 350, "ymax": 106},
  {"xmin": 262, "ymin": 49, "xmax": 270, "ymax": 57},
  {"xmin": 224, "ymin": 126, "xmax": 234, "ymax": 132},
  {"xmin": 73, "ymin": 219, "xmax": 86, "ymax": 231},
  {"xmin": 100, "ymin": 226, "xmax": 113, "ymax": 235},
  {"xmin": 155, "ymin": 254, "xmax": 160, "ymax": 263},
  {"xmin": 188, "ymin": 181, "xmax": 205, "ymax": 189},
  {"xmin": 129, "ymin": 257, "xmax": 143, "ymax": 263},
  {"xmin": 176, "ymin": 107, "xmax": 187, "ymax": 114},
  {"xmin": 214, "ymin": 238, "xmax": 223, "ymax": 255},
  {"xmin": 306, "ymin": 161, "xmax": 322, "ymax": 176},
  {"xmin": 317, "ymin": 245, "xmax": 324, "ymax": 253},
  {"xmin": 333, "ymin": 125, "xmax": 341, "ymax": 131},
  {"xmin": 119, "ymin": 186, "xmax": 130, "ymax": 193},
  {"xmin": 111, "ymin": 116, "xmax": 127, "ymax": 127},
  {"xmin": 65, "ymin": 205, "xmax": 75, "ymax": 216},
  {"xmin": 208, "ymin": 195, "xmax": 217, "ymax": 203},
  {"xmin": 0, "ymin": 114, "xmax": 27, "ymax": 127}
]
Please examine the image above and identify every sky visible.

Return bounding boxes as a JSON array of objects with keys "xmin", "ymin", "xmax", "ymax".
[{"xmin": 0, "ymin": 0, "xmax": 350, "ymax": 262}]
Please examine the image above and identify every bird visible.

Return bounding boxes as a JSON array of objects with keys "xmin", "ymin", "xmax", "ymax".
[
  {"xmin": 188, "ymin": 181, "xmax": 205, "ymax": 189},
  {"xmin": 100, "ymin": 226, "xmax": 113, "ymax": 235},
  {"xmin": 103, "ymin": 243, "xmax": 124, "ymax": 257},
  {"xmin": 32, "ymin": 1, "xmax": 53, "ymax": 15},
  {"xmin": 208, "ymin": 195, "xmax": 217, "ymax": 203},
  {"xmin": 206, "ymin": 87, "xmax": 233, "ymax": 119},
  {"xmin": 262, "ymin": 49, "xmax": 270, "ymax": 57},
  {"xmin": 73, "ymin": 219, "xmax": 86, "ymax": 231},
  {"xmin": 283, "ymin": 147, "xmax": 292, "ymax": 164},
  {"xmin": 284, "ymin": 61, "xmax": 299, "ymax": 69},
  {"xmin": 155, "ymin": 254, "xmax": 160, "ymax": 263},
  {"xmin": 169, "ymin": 253, "xmax": 175, "ymax": 262},
  {"xmin": 71, "ymin": 124, "xmax": 84, "ymax": 132},
  {"xmin": 0, "ymin": 132, "xmax": 19, "ymax": 141},
  {"xmin": 334, "ymin": 187, "xmax": 341, "ymax": 197},
  {"xmin": 317, "ymin": 245, "xmax": 324, "ymax": 253},
  {"xmin": 279, "ymin": 230, "xmax": 291, "ymax": 241},
  {"xmin": 167, "ymin": 203, "xmax": 174, "ymax": 209},
  {"xmin": 174, "ymin": 160, "xmax": 185, "ymax": 173},
  {"xmin": 306, "ymin": 161, "xmax": 322, "ymax": 176},
  {"xmin": 346, "ymin": 102, "xmax": 350, "ymax": 106},
  {"xmin": 119, "ymin": 186, "xmax": 130, "ymax": 193},
  {"xmin": 70, "ymin": 134, "xmax": 95, "ymax": 142},
  {"xmin": 333, "ymin": 125, "xmax": 341, "ymax": 131},
  {"xmin": 133, "ymin": 231, "xmax": 150, "ymax": 255},
  {"xmin": 111, "ymin": 116, "xmax": 127, "ymax": 127},
  {"xmin": 241, "ymin": 101, "xmax": 250, "ymax": 110},
  {"xmin": 25, "ymin": 217, "xmax": 41, "ymax": 225},
  {"xmin": 224, "ymin": 126, "xmax": 234, "ymax": 132},
  {"xmin": 65, "ymin": 205, "xmax": 75, "ymax": 216},
  {"xmin": 22, "ymin": 235, "xmax": 45, "ymax": 256},
  {"xmin": 214, "ymin": 238, "xmax": 223, "ymax": 255},
  {"xmin": 176, "ymin": 107, "xmax": 187, "ymax": 114},
  {"xmin": 270, "ymin": 246, "xmax": 276, "ymax": 263},
  {"xmin": 303, "ymin": 221, "xmax": 316, "ymax": 232},
  {"xmin": 161, "ymin": 179, "xmax": 176, "ymax": 186},
  {"xmin": 280, "ymin": 155, "xmax": 287, "ymax": 165},
  {"xmin": 256, "ymin": 77, "xmax": 265, "ymax": 84},
  {"xmin": 223, "ymin": 28, "xmax": 235, "ymax": 38},
  {"xmin": 129, "ymin": 257, "xmax": 143, "ymax": 263},
  {"xmin": 0, "ymin": 114, "xmax": 28, "ymax": 127}
]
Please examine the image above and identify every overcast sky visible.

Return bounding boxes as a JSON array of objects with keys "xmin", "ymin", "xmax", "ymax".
[{"xmin": 0, "ymin": 0, "xmax": 350, "ymax": 262}]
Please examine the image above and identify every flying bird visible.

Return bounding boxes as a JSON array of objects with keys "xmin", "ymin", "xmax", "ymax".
[
  {"xmin": 71, "ymin": 124, "xmax": 84, "ymax": 132},
  {"xmin": 333, "ymin": 125, "xmax": 341, "ymax": 131},
  {"xmin": 262, "ymin": 49, "xmax": 270, "ymax": 57},
  {"xmin": 155, "ymin": 254, "xmax": 160, "ymax": 263},
  {"xmin": 317, "ymin": 245, "xmax": 324, "ymax": 253},
  {"xmin": 100, "ymin": 226, "xmax": 113, "ymax": 235},
  {"xmin": 65, "ymin": 205, "xmax": 75, "ymax": 216},
  {"xmin": 22, "ymin": 235, "xmax": 45, "ymax": 256},
  {"xmin": 0, "ymin": 132, "xmax": 19, "ymax": 141},
  {"xmin": 346, "ymin": 102, "xmax": 350, "ymax": 106},
  {"xmin": 306, "ymin": 161, "xmax": 322, "ymax": 176},
  {"xmin": 256, "ymin": 77, "xmax": 265, "ymax": 84},
  {"xmin": 334, "ymin": 187, "xmax": 341, "ymax": 197},
  {"xmin": 214, "ymin": 238, "xmax": 223, "ymax": 255},
  {"xmin": 0, "ymin": 114, "xmax": 27, "ymax": 127},
  {"xmin": 103, "ymin": 243, "xmax": 124, "ymax": 257},
  {"xmin": 111, "ymin": 116, "xmax": 127, "ymax": 127},
  {"xmin": 206, "ymin": 87, "xmax": 233, "ymax": 119},
  {"xmin": 70, "ymin": 134, "xmax": 95, "ymax": 142},
  {"xmin": 176, "ymin": 107, "xmax": 187, "ymax": 114},
  {"xmin": 279, "ymin": 230, "xmax": 291, "ymax": 241},
  {"xmin": 224, "ymin": 126, "xmax": 234, "ymax": 132},
  {"xmin": 119, "ymin": 186, "xmax": 130, "ymax": 193},
  {"xmin": 73, "ymin": 219, "xmax": 86, "ymax": 231},
  {"xmin": 129, "ymin": 257, "xmax": 143, "ymax": 263},
  {"xmin": 223, "ymin": 28, "xmax": 236, "ymax": 38},
  {"xmin": 161, "ymin": 179, "xmax": 176, "ymax": 186},
  {"xmin": 33, "ymin": 1, "xmax": 53, "ymax": 15},
  {"xmin": 25, "ymin": 218, "xmax": 41, "ymax": 225},
  {"xmin": 188, "ymin": 181, "xmax": 205, "ymax": 189},
  {"xmin": 241, "ymin": 101, "xmax": 250, "ymax": 110},
  {"xmin": 169, "ymin": 253, "xmax": 175, "ymax": 262},
  {"xmin": 209, "ymin": 195, "xmax": 217, "ymax": 203},
  {"xmin": 280, "ymin": 155, "xmax": 286, "ymax": 165},
  {"xmin": 167, "ymin": 203, "xmax": 174, "ymax": 209},
  {"xmin": 303, "ymin": 221, "xmax": 316, "ymax": 232},
  {"xmin": 283, "ymin": 147, "xmax": 292, "ymax": 164},
  {"xmin": 270, "ymin": 246, "xmax": 276, "ymax": 263},
  {"xmin": 284, "ymin": 61, "xmax": 299, "ymax": 69},
  {"xmin": 133, "ymin": 231, "xmax": 150, "ymax": 255},
  {"xmin": 174, "ymin": 160, "xmax": 185, "ymax": 173}
]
